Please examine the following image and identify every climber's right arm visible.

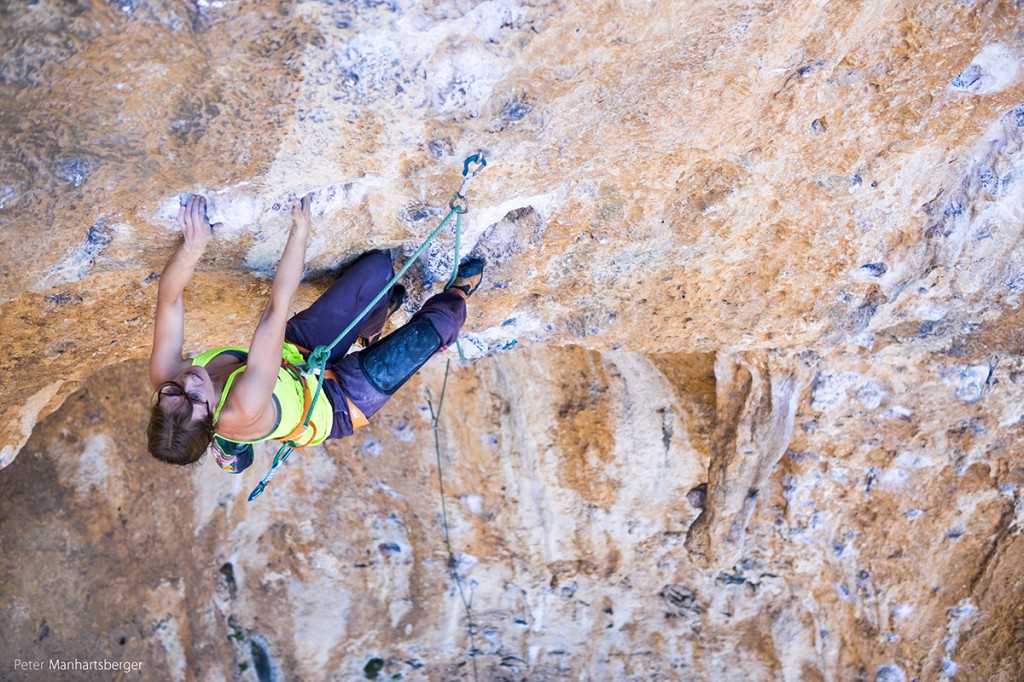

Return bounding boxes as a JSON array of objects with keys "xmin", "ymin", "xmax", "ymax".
[
  {"xmin": 149, "ymin": 195, "xmax": 220, "ymax": 389},
  {"xmin": 219, "ymin": 194, "xmax": 311, "ymax": 424}
]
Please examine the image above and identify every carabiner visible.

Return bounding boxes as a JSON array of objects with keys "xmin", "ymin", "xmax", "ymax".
[
  {"xmin": 462, "ymin": 152, "xmax": 488, "ymax": 178},
  {"xmin": 248, "ymin": 481, "xmax": 266, "ymax": 501},
  {"xmin": 449, "ymin": 193, "xmax": 469, "ymax": 214}
]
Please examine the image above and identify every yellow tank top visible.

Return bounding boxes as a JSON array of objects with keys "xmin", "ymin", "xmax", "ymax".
[{"xmin": 191, "ymin": 342, "xmax": 333, "ymax": 447}]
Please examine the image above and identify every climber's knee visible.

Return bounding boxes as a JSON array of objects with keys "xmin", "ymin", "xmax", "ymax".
[{"xmin": 358, "ymin": 317, "xmax": 443, "ymax": 395}]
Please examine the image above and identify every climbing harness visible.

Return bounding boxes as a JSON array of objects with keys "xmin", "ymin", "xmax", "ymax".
[{"xmin": 246, "ymin": 153, "xmax": 488, "ymax": 501}]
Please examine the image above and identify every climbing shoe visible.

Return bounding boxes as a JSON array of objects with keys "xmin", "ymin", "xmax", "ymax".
[
  {"xmin": 446, "ymin": 257, "xmax": 485, "ymax": 298},
  {"xmin": 358, "ymin": 284, "xmax": 406, "ymax": 347}
]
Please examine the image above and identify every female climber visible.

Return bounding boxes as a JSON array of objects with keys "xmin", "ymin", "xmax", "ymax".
[{"xmin": 147, "ymin": 193, "xmax": 483, "ymax": 473}]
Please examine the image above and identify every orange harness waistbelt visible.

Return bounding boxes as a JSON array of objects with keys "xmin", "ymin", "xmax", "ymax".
[{"xmin": 286, "ymin": 345, "xmax": 369, "ymax": 443}]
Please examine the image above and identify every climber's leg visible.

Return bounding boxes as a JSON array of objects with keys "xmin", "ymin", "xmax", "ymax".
[
  {"xmin": 285, "ymin": 250, "xmax": 399, "ymax": 363},
  {"xmin": 320, "ymin": 258, "xmax": 482, "ymax": 438},
  {"xmin": 340, "ymin": 290, "xmax": 466, "ymax": 411}
]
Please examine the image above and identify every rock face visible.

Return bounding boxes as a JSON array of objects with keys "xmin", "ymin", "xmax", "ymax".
[{"xmin": 2, "ymin": 0, "xmax": 1024, "ymax": 680}]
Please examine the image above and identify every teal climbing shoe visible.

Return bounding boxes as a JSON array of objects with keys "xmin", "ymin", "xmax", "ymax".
[{"xmin": 446, "ymin": 257, "xmax": 485, "ymax": 298}]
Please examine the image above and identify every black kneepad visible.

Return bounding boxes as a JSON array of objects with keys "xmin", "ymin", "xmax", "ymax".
[{"xmin": 359, "ymin": 317, "xmax": 442, "ymax": 395}]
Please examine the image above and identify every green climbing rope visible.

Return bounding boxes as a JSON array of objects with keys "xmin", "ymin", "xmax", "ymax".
[{"xmin": 248, "ymin": 153, "xmax": 486, "ymax": 501}]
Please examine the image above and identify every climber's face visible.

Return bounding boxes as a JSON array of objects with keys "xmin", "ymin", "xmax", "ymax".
[{"xmin": 157, "ymin": 367, "xmax": 214, "ymax": 423}]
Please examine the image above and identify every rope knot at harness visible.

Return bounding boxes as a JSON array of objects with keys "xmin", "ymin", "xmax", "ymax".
[{"xmin": 306, "ymin": 345, "xmax": 331, "ymax": 372}]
